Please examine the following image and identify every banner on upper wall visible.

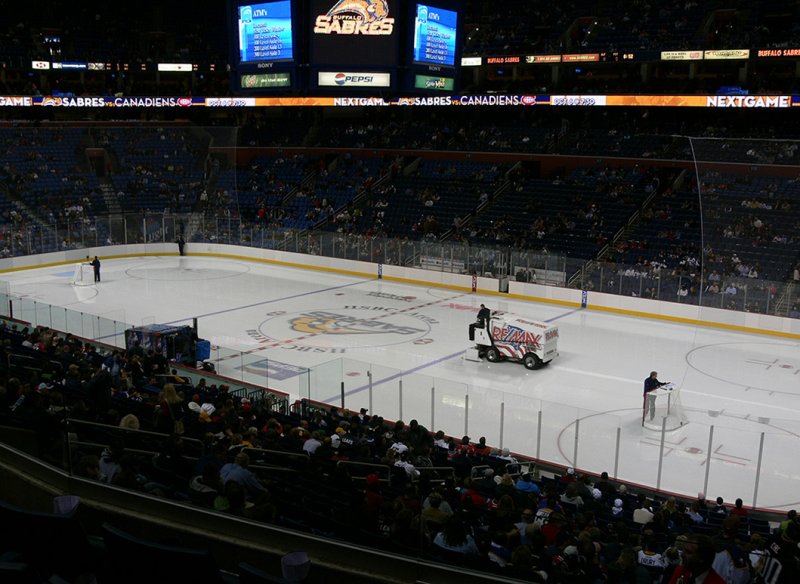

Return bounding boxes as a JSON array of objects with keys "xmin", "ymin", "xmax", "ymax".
[{"xmin": 0, "ymin": 94, "xmax": 798, "ymax": 108}]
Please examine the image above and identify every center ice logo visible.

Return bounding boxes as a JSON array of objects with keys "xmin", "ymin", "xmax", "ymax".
[
  {"xmin": 291, "ymin": 310, "xmax": 425, "ymax": 336},
  {"xmin": 253, "ymin": 306, "xmax": 435, "ymax": 352}
]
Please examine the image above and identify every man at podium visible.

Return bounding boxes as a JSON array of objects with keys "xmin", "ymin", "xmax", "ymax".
[{"xmin": 643, "ymin": 371, "xmax": 668, "ymax": 424}]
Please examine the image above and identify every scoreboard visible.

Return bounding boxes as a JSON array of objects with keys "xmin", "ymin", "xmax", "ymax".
[
  {"xmin": 227, "ymin": 0, "xmax": 462, "ymax": 94},
  {"xmin": 238, "ymin": 1, "xmax": 294, "ymax": 63},
  {"xmin": 309, "ymin": 0, "xmax": 399, "ymax": 90},
  {"xmin": 407, "ymin": 1, "xmax": 460, "ymax": 92},
  {"xmin": 412, "ymin": 3, "xmax": 458, "ymax": 67},
  {"xmin": 230, "ymin": 0, "xmax": 298, "ymax": 91}
]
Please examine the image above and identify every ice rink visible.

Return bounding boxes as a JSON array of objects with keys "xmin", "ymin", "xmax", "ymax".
[{"xmin": 2, "ymin": 255, "xmax": 799, "ymax": 511}]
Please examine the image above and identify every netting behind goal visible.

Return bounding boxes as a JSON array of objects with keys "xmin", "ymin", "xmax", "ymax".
[
  {"xmin": 71, "ymin": 263, "xmax": 93, "ymax": 286},
  {"xmin": 643, "ymin": 385, "xmax": 689, "ymax": 431}
]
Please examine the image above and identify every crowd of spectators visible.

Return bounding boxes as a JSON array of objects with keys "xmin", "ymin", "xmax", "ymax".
[
  {"xmin": 0, "ymin": 120, "xmax": 798, "ymax": 318},
  {"xmin": 1, "ymin": 318, "xmax": 798, "ymax": 582}
]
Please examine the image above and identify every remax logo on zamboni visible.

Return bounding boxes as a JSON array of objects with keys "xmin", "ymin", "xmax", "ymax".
[
  {"xmin": 468, "ymin": 313, "xmax": 558, "ymax": 370},
  {"xmin": 491, "ymin": 325, "xmax": 542, "ymax": 350}
]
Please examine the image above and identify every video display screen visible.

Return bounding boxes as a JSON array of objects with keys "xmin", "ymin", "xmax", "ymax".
[
  {"xmin": 238, "ymin": 1, "xmax": 294, "ymax": 63},
  {"xmin": 241, "ymin": 72, "xmax": 292, "ymax": 88},
  {"xmin": 413, "ymin": 3, "xmax": 458, "ymax": 67},
  {"xmin": 310, "ymin": 0, "xmax": 398, "ymax": 67}
]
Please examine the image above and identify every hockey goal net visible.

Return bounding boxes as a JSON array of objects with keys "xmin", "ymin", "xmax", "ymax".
[
  {"xmin": 643, "ymin": 383, "xmax": 688, "ymax": 431},
  {"xmin": 71, "ymin": 262, "xmax": 94, "ymax": 286}
]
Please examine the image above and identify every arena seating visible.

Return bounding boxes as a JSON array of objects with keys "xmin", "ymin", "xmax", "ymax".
[
  {"xmin": 103, "ymin": 127, "xmax": 207, "ymax": 214},
  {"xmin": 100, "ymin": 522, "xmax": 233, "ymax": 584},
  {"xmin": 373, "ymin": 160, "xmax": 508, "ymax": 239},
  {"xmin": 472, "ymin": 165, "xmax": 655, "ymax": 259},
  {"xmin": 213, "ymin": 155, "xmax": 312, "ymax": 227},
  {"xmin": 0, "ymin": 498, "xmax": 100, "ymax": 582}
]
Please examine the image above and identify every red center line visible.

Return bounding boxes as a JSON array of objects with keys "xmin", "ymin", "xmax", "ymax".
[{"xmin": 215, "ymin": 292, "xmax": 470, "ymax": 363}]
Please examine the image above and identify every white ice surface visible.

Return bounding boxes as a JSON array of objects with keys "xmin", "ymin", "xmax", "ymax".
[{"xmin": 3, "ymin": 256, "xmax": 799, "ymax": 510}]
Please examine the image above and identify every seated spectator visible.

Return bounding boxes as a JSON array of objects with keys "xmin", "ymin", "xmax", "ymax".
[
  {"xmin": 607, "ymin": 547, "xmax": 653, "ymax": 583},
  {"xmin": 515, "ymin": 471, "xmax": 540, "ymax": 495},
  {"xmin": 780, "ymin": 509, "xmax": 797, "ymax": 535},
  {"xmin": 458, "ymin": 435, "xmax": 476, "ymax": 456},
  {"xmin": 119, "ymin": 413, "xmax": 140, "ymax": 431},
  {"xmin": 389, "ymin": 439, "xmax": 409, "ymax": 456},
  {"xmin": 755, "ymin": 521, "xmax": 800, "ymax": 583},
  {"xmin": 473, "ymin": 436, "xmax": 492, "ymax": 457},
  {"xmin": 514, "ymin": 508, "xmax": 537, "ymax": 544},
  {"xmin": 729, "ymin": 498, "xmax": 748, "ymax": 518},
  {"xmin": 189, "ymin": 463, "xmax": 224, "ymax": 507},
  {"xmin": 559, "ymin": 484, "xmax": 584, "ymax": 513},
  {"xmin": 487, "ymin": 531, "xmax": 513, "ymax": 567},
  {"xmin": 168, "ymin": 368, "xmax": 189, "ymax": 384},
  {"xmin": 492, "ymin": 447, "xmax": 517, "ymax": 463},
  {"xmin": 74, "ymin": 454, "xmax": 101, "ymax": 480},
  {"xmin": 220, "ymin": 452, "xmax": 267, "ymax": 500},
  {"xmin": 433, "ymin": 430, "xmax": 449, "ymax": 450},
  {"xmin": 460, "ymin": 478, "xmax": 488, "ymax": 510},
  {"xmin": 710, "ymin": 496, "xmax": 728, "ymax": 517},
  {"xmin": 575, "ymin": 474, "xmax": 594, "ymax": 501},
  {"xmin": 559, "ymin": 467, "xmax": 577, "ymax": 486},
  {"xmin": 394, "ymin": 451, "xmax": 421, "ymax": 480},
  {"xmin": 633, "ymin": 495, "xmax": 655, "ymax": 524},
  {"xmin": 535, "ymin": 491, "xmax": 562, "ymax": 527},
  {"xmin": 638, "ymin": 532, "xmax": 667, "ymax": 570},
  {"xmin": 595, "ymin": 471, "xmax": 617, "ymax": 498},
  {"xmin": 421, "ymin": 491, "xmax": 452, "ymax": 532},
  {"xmin": 667, "ymin": 534, "xmax": 725, "ymax": 584},
  {"xmin": 432, "ymin": 515, "xmax": 480, "ymax": 556},
  {"xmin": 711, "ymin": 517, "xmax": 751, "ymax": 582},
  {"xmin": 685, "ymin": 501, "xmax": 705, "ymax": 525},
  {"xmin": 302, "ymin": 430, "xmax": 324, "ymax": 455},
  {"xmin": 111, "ymin": 454, "xmax": 149, "ymax": 492},
  {"xmin": 99, "ymin": 439, "xmax": 125, "ymax": 483}
]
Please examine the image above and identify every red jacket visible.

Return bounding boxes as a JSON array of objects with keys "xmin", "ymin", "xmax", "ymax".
[{"xmin": 667, "ymin": 565, "xmax": 725, "ymax": 584}]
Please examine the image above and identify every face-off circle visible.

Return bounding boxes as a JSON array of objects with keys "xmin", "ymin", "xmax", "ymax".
[{"xmin": 686, "ymin": 342, "xmax": 800, "ymax": 395}]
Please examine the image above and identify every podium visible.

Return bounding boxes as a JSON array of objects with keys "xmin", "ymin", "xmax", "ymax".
[{"xmin": 643, "ymin": 383, "xmax": 688, "ymax": 431}]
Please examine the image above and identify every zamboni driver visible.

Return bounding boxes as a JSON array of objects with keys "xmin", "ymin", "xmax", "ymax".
[{"xmin": 469, "ymin": 304, "xmax": 491, "ymax": 339}]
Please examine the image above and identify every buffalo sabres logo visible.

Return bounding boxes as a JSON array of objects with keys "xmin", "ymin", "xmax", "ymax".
[
  {"xmin": 327, "ymin": 0, "xmax": 388, "ymax": 22},
  {"xmin": 314, "ymin": 0, "xmax": 394, "ymax": 35},
  {"xmin": 290, "ymin": 311, "xmax": 424, "ymax": 336}
]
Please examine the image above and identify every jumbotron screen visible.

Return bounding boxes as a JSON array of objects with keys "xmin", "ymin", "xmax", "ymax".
[
  {"xmin": 237, "ymin": 1, "xmax": 294, "ymax": 63},
  {"xmin": 412, "ymin": 3, "xmax": 458, "ymax": 67},
  {"xmin": 310, "ymin": 0, "xmax": 399, "ymax": 67}
]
